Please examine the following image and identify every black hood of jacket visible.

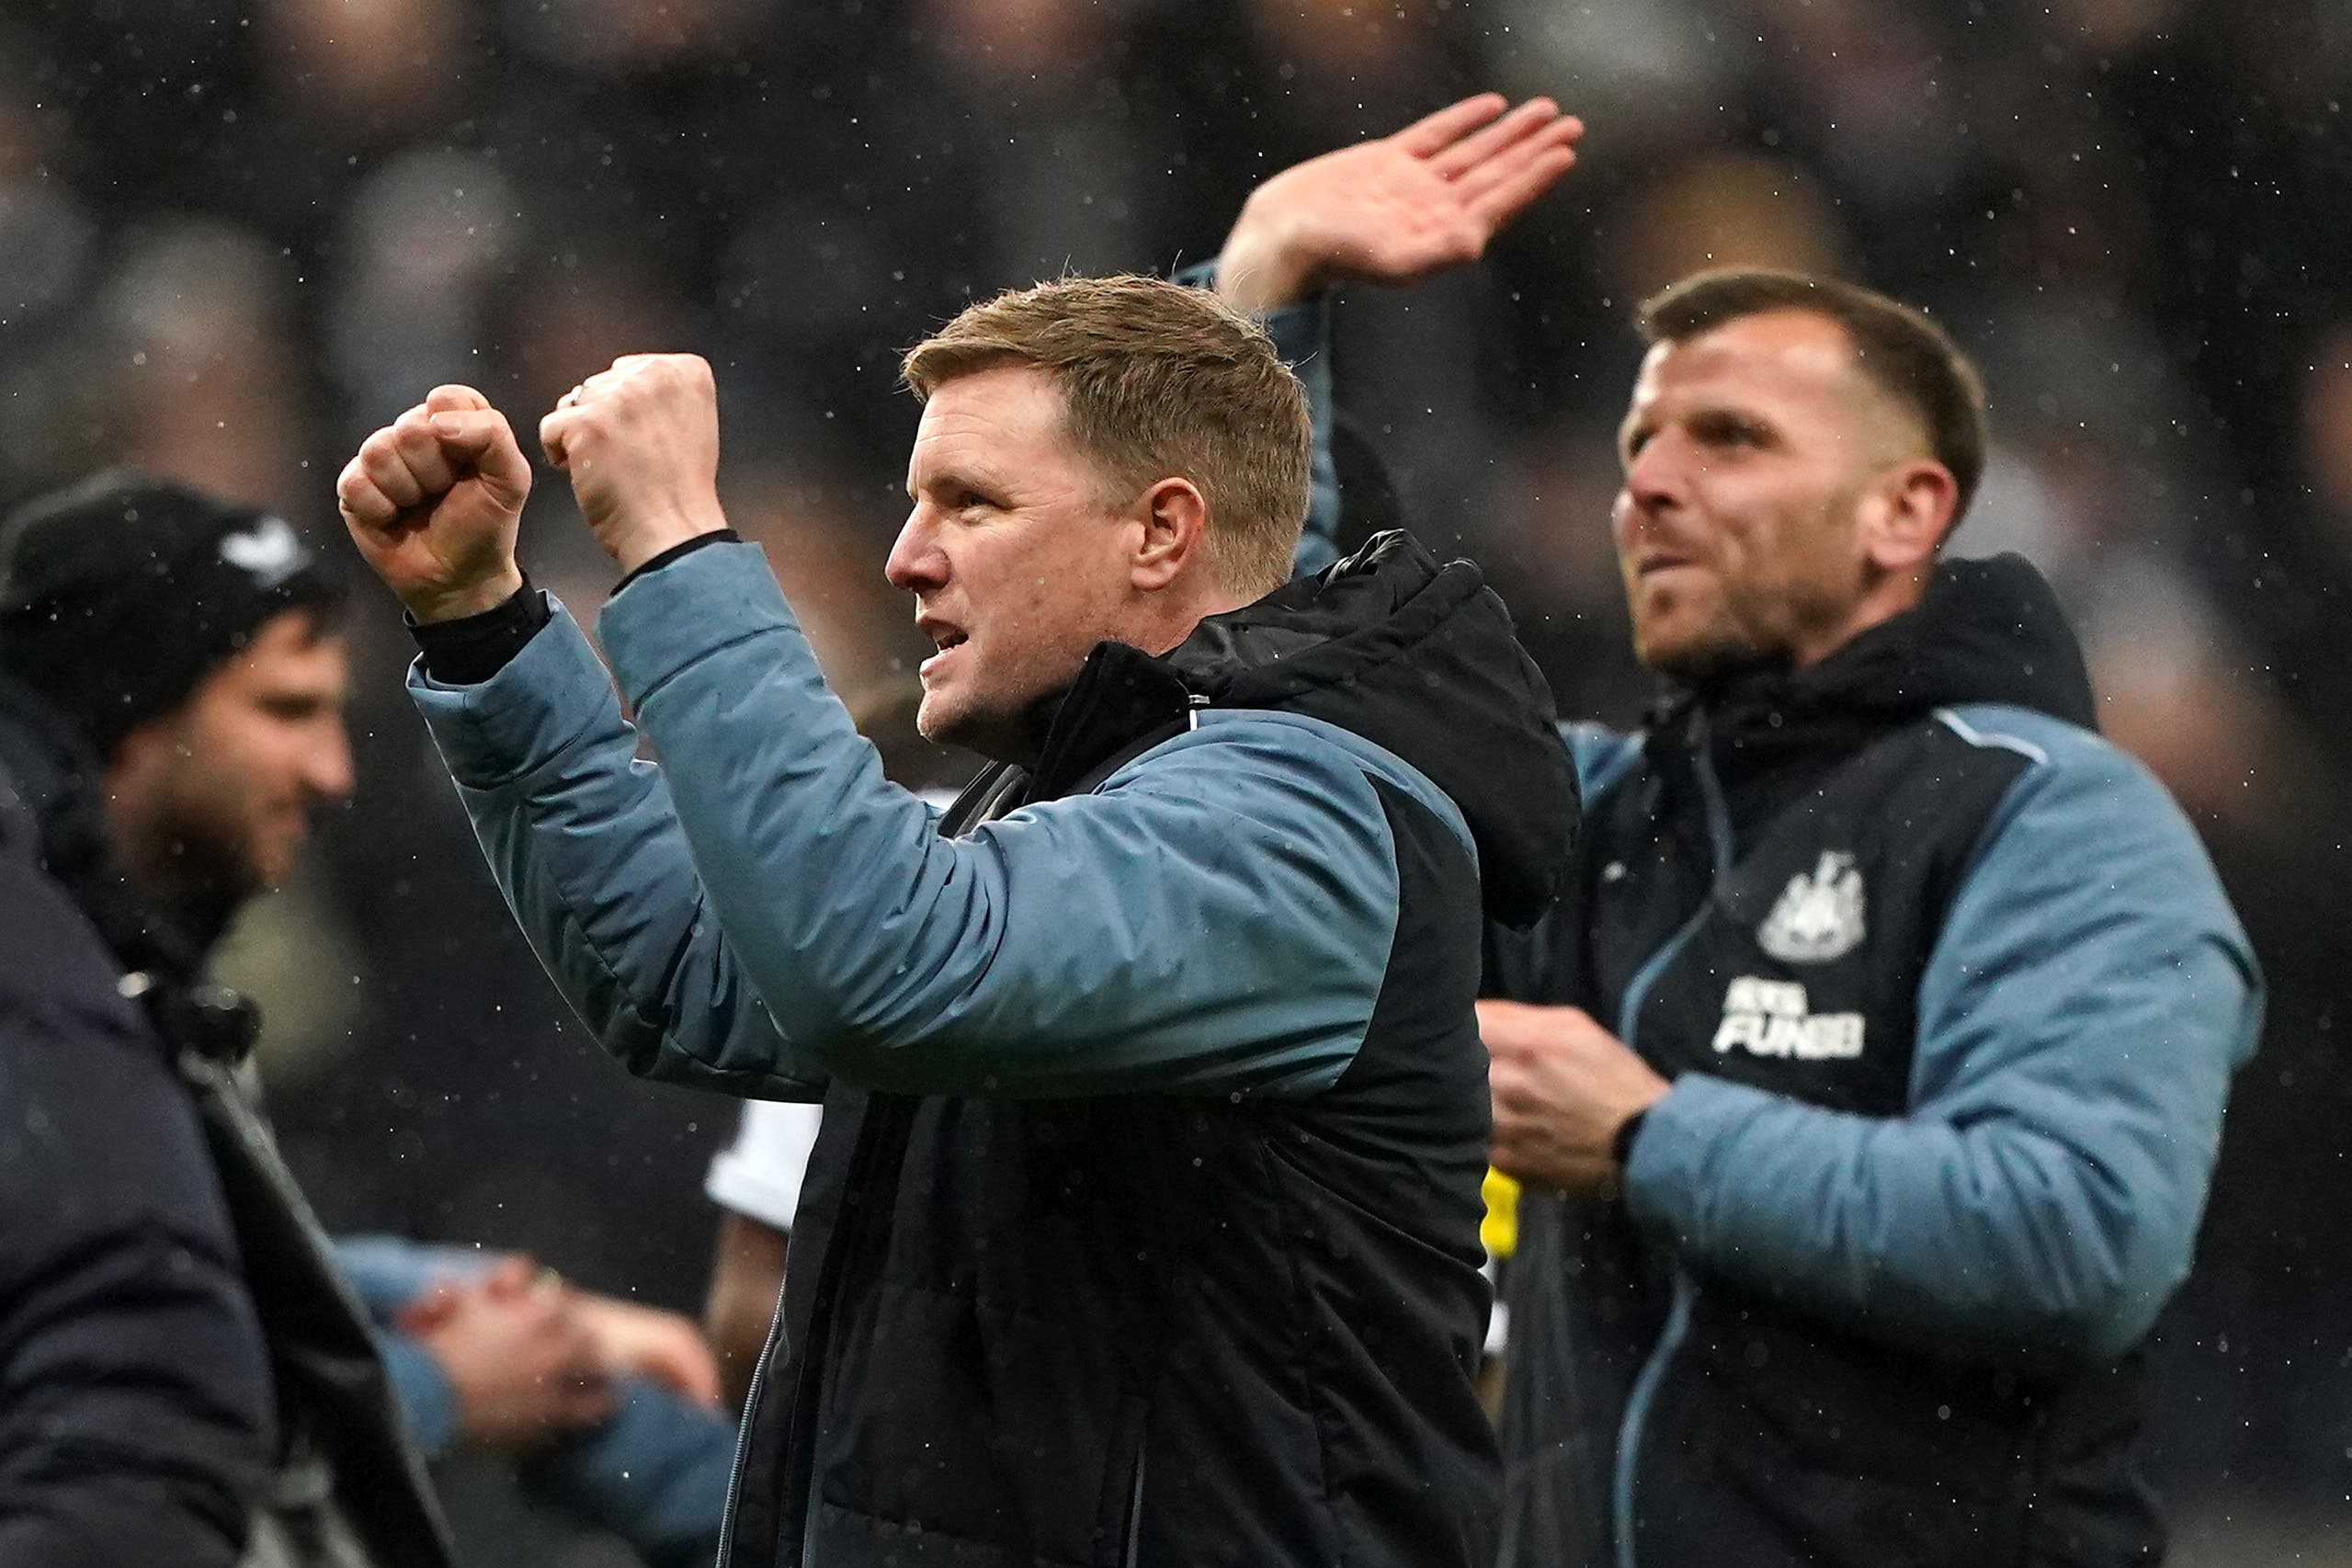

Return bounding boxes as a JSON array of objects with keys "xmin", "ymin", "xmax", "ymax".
[
  {"xmin": 1022, "ymin": 530, "xmax": 1578, "ymax": 928},
  {"xmin": 1676, "ymin": 552, "xmax": 2096, "ymax": 780}
]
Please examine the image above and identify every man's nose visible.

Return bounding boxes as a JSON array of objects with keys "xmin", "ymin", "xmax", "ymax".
[
  {"xmin": 885, "ymin": 511, "xmax": 948, "ymax": 593},
  {"xmin": 1623, "ymin": 436, "xmax": 1688, "ymax": 512},
  {"xmin": 308, "ymin": 725, "xmax": 357, "ymax": 805}
]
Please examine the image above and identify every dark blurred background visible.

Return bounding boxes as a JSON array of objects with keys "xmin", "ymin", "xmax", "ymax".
[{"xmin": 0, "ymin": 0, "xmax": 2343, "ymax": 1560}]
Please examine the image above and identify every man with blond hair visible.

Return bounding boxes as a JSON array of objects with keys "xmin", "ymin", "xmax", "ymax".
[{"xmin": 335, "ymin": 92, "xmax": 1586, "ymax": 1568}]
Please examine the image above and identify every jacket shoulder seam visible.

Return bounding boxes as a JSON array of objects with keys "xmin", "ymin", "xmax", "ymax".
[
  {"xmin": 1931, "ymin": 705, "xmax": 2051, "ymax": 767},
  {"xmin": 1153, "ymin": 709, "xmax": 1475, "ymax": 862}
]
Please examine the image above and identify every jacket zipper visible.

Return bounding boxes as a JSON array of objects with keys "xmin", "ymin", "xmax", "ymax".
[
  {"xmin": 712, "ymin": 1272, "xmax": 790, "ymax": 1567},
  {"xmin": 1608, "ymin": 724, "xmax": 1733, "ymax": 1568},
  {"xmin": 1123, "ymin": 1437, "xmax": 1149, "ymax": 1567}
]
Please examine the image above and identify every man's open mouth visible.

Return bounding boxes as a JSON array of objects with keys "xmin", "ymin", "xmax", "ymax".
[{"xmin": 920, "ymin": 627, "xmax": 968, "ymax": 677}]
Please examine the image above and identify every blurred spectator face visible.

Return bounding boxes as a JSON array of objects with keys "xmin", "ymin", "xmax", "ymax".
[
  {"xmin": 109, "ymin": 608, "xmax": 355, "ymax": 905},
  {"xmin": 1248, "ymin": 0, "xmax": 1433, "ymax": 85},
  {"xmin": 917, "ymin": 0, "xmax": 1108, "ymax": 84},
  {"xmin": 722, "ymin": 457, "xmax": 910, "ymax": 690},
  {"xmin": 260, "ymin": 0, "xmax": 463, "ymax": 142},
  {"xmin": 885, "ymin": 364, "xmax": 1154, "ymax": 761},
  {"xmin": 1609, "ymin": 309, "xmax": 1930, "ymax": 678},
  {"xmin": 1599, "ymin": 153, "xmax": 1847, "ymax": 306},
  {"xmin": 102, "ymin": 220, "xmax": 311, "ymax": 514},
  {"xmin": 2298, "ymin": 321, "xmax": 2352, "ymax": 530}
]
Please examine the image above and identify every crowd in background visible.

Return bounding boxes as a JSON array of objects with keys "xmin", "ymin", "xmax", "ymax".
[{"xmin": 0, "ymin": 0, "xmax": 2344, "ymax": 1560}]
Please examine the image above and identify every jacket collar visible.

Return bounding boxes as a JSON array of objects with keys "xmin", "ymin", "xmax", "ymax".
[
  {"xmin": 1657, "ymin": 552, "xmax": 2096, "ymax": 785},
  {"xmin": 998, "ymin": 531, "xmax": 1579, "ymax": 926}
]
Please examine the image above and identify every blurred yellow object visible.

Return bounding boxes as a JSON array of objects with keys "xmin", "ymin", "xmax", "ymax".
[{"xmin": 1482, "ymin": 1168, "xmax": 1520, "ymax": 1259}]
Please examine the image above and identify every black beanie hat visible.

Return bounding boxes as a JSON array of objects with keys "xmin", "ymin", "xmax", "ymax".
[{"xmin": 0, "ymin": 469, "xmax": 346, "ymax": 756}]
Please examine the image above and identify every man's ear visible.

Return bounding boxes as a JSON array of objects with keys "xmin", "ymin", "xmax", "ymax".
[
  {"xmin": 1862, "ymin": 459, "xmax": 1959, "ymax": 574},
  {"xmin": 1130, "ymin": 476, "xmax": 1210, "ymax": 592}
]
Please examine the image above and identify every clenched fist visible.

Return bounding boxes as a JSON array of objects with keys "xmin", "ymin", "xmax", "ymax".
[
  {"xmin": 396, "ymin": 1256, "xmax": 615, "ymax": 1455},
  {"xmin": 337, "ymin": 384, "xmax": 530, "ymax": 623},
  {"xmin": 1481, "ymin": 999, "xmax": 1669, "ymax": 1199},
  {"xmin": 539, "ymin": 353, "xmax": 729, "ymax": 574}
]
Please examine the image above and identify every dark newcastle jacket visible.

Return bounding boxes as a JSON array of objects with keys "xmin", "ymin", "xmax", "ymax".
[
  {"xmin": 407, "ymin": 528, "xmax": 1579, "ymax": 1568},
  {"xmin": 1486, "ymin": 557, "xmax": 2261, "ymax": 1568},
  {"xmin": 0, "ymin": 679, "xmax": 453, "ymax": 1568}
]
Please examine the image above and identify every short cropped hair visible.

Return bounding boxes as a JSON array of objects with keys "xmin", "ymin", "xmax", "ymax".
[
  {"xmin": 903, "ymin": 276, "xmax": 1311, "ymax": 594},
  {"xmin": 1638, "ymin": 269, "xmax": 1991, "ymax": 522}
]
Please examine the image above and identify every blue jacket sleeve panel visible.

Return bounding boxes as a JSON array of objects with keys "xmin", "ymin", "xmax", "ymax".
[
  {"xmin": 1269, "ymin": 293, "xmax": 1341, "ymax": 578},
  {"xmin": 1169, "ymin": 257, "xmax": 1339, "ymax": 577},
  {"xmin": 331, "ymin": 1234, "xmax": 495, "ymax": 1319},
  {"xmin": 370, "ymin": 1333, "xmax": 460, "ymax": 1460},
  {"xmin": 324, "ymin": 1235, "xmax": 476, "ymax": 1458},
  {"xmin": 1622, "ymin": 706, "xmax": 2260, "ymax": 1367},
  {"xmin": 517, "ymin": 1377, "xmax": 736, "ymax": 1568},
  {"xmin": 1560, "ymin": 722, "xmax": 1642, "ymax": 802},
  {"xmin": 594, "ymin": 542, "xmax": 1413, "ymax": 1100},
  {"xmin": 408, "ymin": 600, "xmax": 831, "ymax": 1101}
]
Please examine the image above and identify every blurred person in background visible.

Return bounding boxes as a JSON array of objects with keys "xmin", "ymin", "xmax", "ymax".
[
  {"xmin": 334, "ymin": 97, "xmax": 1583, "ymax": 1566},
  {"xmin": 0, "ymin": 470, "xmax": 442, "ymax": 1568},
  {"xmin": 0, "ymin": 471, "xmax": 736, "ymax": 1568}
]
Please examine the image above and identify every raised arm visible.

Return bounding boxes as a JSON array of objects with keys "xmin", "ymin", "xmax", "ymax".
[
  {"xmin": 586, "ymin": 541, "xmax": 1438, "ymax": 1097},
  {"xmin": 1210, "ymin": 93, "xmax": 1583, "ymax": 316},
  {"xmin": 343, "ymin": 388, "xmax": 827, "ymax": 1099},
  {"xmin": 1187, "ymin": 93, "xmax": 1583, "ymax": 575}
]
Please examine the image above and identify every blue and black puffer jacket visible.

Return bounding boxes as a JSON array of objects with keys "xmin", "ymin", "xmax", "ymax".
[
  {"xmin": 410, "ymin": 527, "xmax": 1580, "ymax": 1568},
  {"xmin": 1488, "ymin": 556, "xmax": 2261, "ymax": 1568}
]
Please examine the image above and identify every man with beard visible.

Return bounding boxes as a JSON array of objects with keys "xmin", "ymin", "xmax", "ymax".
[
  {"xmin": 0, "ymin": 472, "xmax": 734, "ymax": 1566},
  {"xmin": 1476, "ymin": 278, "xmax": 2256, "ymax": 1568},
  {"xmin": 1266, "ymin": 244, "xmax": 2262, "ymax": 1563}
]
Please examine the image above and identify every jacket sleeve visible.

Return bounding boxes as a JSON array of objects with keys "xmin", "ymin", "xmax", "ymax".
[
  {"xmin": 409, "ymin": 597, "xmax": 832, "ymax": 1101},
  {"xmin": 1268, "ymin": 290, "xmax": 1341, "ymax": 577},
  {"xmin": 329, "ymin": 1234, "xmax": 498, "ymax": 1460},
  {"xmin": 1620, "ymin": 722, "xmax": 2261, "ymax": 1366},
  {"xmin": 419, "ymin": 543, "xmax": 1414, "ymax": 1100},
  {"xmin": 0, "ymin": 867, "xmax": 274, "ymax": 1568},
  {"xmin": 517, "ymin": 1377, "xmax": 737, "ymax": 1568},
  {"xmin": 1171, "ymin": 258, "xmax": 1339, "ymax": 576},
  {"xmin": 332, "ymin": 1233, "xmax": 492, "ymax": 1317}
]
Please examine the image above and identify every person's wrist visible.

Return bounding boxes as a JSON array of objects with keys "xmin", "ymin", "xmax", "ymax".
[
  {"xmin": 406, "ymin": 563, "xmax": 526, "ymax": 625},
  {"xmin": 607, "ymin": 496, "xmax": 729, "ymax": 577},
  {"xmin": 1215, "ymin": 212, "xmax": 1319, "ymax": 316},
  {"xmin": 1608, "ymin": 1082, "xmax": 1668, "ymax": 1176}
]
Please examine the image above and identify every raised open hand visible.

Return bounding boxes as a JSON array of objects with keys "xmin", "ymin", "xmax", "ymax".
[
  {"xmin": 337, "ymin": 384, "xmax": 530, "ymax": 623},
  {"xmin": 1214, "ymin": 93, "xmax": 1585, "ymax": 315}
]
